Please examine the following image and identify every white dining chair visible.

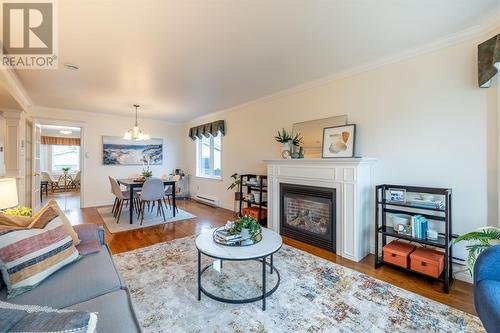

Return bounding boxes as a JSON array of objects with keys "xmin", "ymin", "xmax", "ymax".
[
  {"xmin": 109, "ymin": 176, "xmax": 139, "ymax": 223},
  {"xmin": 138, "ymin": 178, "xmax": 167, "ymax": 225}
]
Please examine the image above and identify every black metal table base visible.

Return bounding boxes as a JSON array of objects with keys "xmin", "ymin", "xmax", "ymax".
[{"xmin": 197, "ymin": 250, "xmax": 280, "ymax": 311}]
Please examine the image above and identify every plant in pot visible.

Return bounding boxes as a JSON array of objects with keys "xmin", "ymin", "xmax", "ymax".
[
  {"xmin": 227, "ymin": 173, "xmax": 242, "ymax": 201},
  {"xmin": 142, "ymin": 166, "xmax": 153, "ymax": 179},
  {"xmin": 454, "ymin": 226, "xmax": 500, "ymax": 275},
  {"xmin": 274, "ymin": 128, "xmax": 292, "ymax": 158},
  {"xmin": 61, "ymin": 167, "xmax": 70, "ymax": 173},
  {"xmin": 229, "ymin": 215, "xmax": 262, "ymax": 241}
]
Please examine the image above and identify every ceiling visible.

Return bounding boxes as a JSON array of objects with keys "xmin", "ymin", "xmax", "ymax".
[{"xmin": 15, "ymin": 0, "xmax": 500, "ymax": 122}]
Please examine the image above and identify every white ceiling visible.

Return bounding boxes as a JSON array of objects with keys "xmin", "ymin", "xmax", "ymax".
[{"xmin": 15, "ymin": 0, "xmax": 500, "ymax": 122}]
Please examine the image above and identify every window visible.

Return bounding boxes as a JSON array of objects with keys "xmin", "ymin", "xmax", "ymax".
[
  {"xmin": 196, "ymin": 132, "xmax": 222, "ymax": 179},
  {"xmin": 41, "ymin": 144, "xmax": 80, "ymax": 174}
]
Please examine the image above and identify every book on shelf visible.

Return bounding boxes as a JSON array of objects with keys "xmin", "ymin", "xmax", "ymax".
[{"xmin": 410, "ymin": 215, "xmax": 428, "ymax": 240}]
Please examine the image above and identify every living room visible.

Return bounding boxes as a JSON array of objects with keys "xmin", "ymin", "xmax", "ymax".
[{"xmin": 0, "ymin": 1, "xmax": 499, "ymax": 332}]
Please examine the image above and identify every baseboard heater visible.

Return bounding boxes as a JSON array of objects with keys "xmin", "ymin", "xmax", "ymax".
[{"xmin": 192, "ymin": 195, "xmax": 220, "ymax": 208}]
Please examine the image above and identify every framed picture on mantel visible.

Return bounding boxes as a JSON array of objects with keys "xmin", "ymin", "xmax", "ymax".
[{"xmin": 321, "ymin": 124, "xmax": 356, "ymax": 158}]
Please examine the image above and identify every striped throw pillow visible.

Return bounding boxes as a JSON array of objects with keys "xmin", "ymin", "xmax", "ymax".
[{"xmin": 0, "ymin": 214, "xmax": 80, "ymax": 299}]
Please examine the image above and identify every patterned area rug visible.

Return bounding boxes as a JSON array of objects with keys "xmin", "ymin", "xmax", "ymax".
[
  {"xmin": 113, "ymin": 236, "xmax": 484, "ymax": 333},
  {"xmin": 97, "ymin": 206, "xmax": 196, "ymax": 233}
]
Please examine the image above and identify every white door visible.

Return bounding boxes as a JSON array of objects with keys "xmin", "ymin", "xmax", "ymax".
[{"xmin": 32, "ymin": 123, "xmax": 42, "ymax": 212}]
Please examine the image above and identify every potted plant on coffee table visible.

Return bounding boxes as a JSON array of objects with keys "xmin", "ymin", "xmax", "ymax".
[{"xmin": 229, "ymin": 215, "xmax": 262, "ymax": 241}]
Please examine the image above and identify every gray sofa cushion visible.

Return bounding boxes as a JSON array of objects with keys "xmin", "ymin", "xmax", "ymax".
[
  {"xmin": 0, "ymin": 245, "xmax": 124, "ymax": 309},
  {"xmin": 66, "ymin": 289, "xmax": 141, "ymax": 333}
]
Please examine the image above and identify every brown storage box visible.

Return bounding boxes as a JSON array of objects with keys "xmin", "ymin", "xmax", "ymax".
[
  {"xmin": 410, "ymin": 247, "xmax": 444, "ymax": 278},
  {"xmin": 242, "ymin": 207, "xmax": 267, "ymax": 220},
  {"xmin": 383, "ymin": 240, "xmax": 415, "ymax": 268}
]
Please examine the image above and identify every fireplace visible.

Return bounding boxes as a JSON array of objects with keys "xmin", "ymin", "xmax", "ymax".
[{"xmin": 280, "ymin": 183, "xmax": 336, "ymax": 252}]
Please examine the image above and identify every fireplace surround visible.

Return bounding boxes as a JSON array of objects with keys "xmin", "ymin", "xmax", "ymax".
[
  {"xmin": 280, "ymin": 183, "xmax": 336, "ymax": 252},
  {"xmin": 265, "ymin": 158, "xmax": 375, "ymax": 262}
]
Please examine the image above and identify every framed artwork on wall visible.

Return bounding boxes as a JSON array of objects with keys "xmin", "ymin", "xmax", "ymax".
[
  {"xmin": 102, "ymin": 136, "xmax": 163, "ymax": 165},
  {"xmin": 321, "ymin": 124, "xmax": 356, "ymax": 158}
]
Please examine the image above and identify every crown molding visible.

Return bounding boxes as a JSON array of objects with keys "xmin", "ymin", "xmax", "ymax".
[
  {"xmin": 0, "ymin": 68, "xmax": 33, "ymax": 112},
  {"xmin": 187, "ymin": 10, "xmax": 500, "ymax": 125}
]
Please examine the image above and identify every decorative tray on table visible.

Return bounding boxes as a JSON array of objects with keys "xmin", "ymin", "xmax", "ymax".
[{"xmin": 212, "ymin": 226, "xmax": 262, "ymax": 247}]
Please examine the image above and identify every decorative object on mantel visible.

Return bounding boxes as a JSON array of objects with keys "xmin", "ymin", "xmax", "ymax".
[
  {"xmin": 188, "ymin": 120, "xmax": 226, "ymax": 140},
  {"xmin": 123, "ymin": 104, "xmax": 150, "ymax": 141},
  {"xmin": 275, "ymin": 128, "xmax": 303, "ymax": 159},
  {"xmin": 321, "ymin": 124, "xmax": 356, "ymax": 158},
  {"xmin": 454, "ymin": 226, "xmax": 500, "ymax": 275},
  {"xmin": 102, "ymin": 136, "xmax": 163, "ymax": 165},
  {"xmin": 478, "ymin": 33, "xmax": 500, "ymax": 88}
]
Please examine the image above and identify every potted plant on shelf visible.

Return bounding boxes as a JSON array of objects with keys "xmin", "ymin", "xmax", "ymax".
[
  {"xmin": 290, "ymin": 132, "xmax": 303, "ymax": 158},
  {"xmin": 274, "ymin": 128, "xmax": 292, "ymax": 158},
  {"xmin": 454, "ymin": 226, "xmax": 500, "ymax": 275},
  {"xmin": 228, "ymin": 215, "xmax": 262, "ymax": 241},
  {"xmin": 61, "ymin": 167, "xmax": 70, "ymax": 174}
]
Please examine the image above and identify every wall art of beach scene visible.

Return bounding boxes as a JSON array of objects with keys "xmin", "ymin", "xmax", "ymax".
[{"xmin": 102, "ymin": 136, "xmax": 163, "ymax": 165}]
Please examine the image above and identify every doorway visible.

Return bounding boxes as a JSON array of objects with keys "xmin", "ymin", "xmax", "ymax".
[{"xmin": 38, "ymin": 124, "xmax": 82, "ymax": 213}]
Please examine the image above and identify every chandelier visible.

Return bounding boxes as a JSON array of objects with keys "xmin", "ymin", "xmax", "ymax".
[{"xmin": 123, "ymin": 104, "xmax": 150, "ymax": 141}]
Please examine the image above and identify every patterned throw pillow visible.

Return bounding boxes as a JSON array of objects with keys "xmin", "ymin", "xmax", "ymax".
[
  {"xmin": 32, "ymin": 200, "xmax": 81, "ymax": 246},
  {"xmin": 0, "ymin": 301, "xmax": 97, "ymax": 333},
  {"xmin": 0, "ymin": 214, "xmax": 80, "ymax": 298}
]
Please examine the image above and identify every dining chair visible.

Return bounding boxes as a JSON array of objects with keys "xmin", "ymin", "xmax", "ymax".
[
  {"xmin": 69, "ymin": 171, "xmax": 81, "ymax": 189},
  {"xmin": 138, "ymin": 178, "xmax": 167, "ymax": 225},
  {"xmin": 164, "ymin": 175, "xmax": 180, "ymax": 213},
  {"xmin": 41, "ymin": 171, "xmax": 61, "ymax": 192},
  {"xmin": 108, "ymin": 176, "xmax": 139, "ymax": 223}
]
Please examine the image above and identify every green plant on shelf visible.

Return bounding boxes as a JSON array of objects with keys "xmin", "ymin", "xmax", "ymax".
[
  {"xmin": 291, "ymin": 132, "xmax": 303, "ymax": 146},
  {"xmin": 274, "ymin": 128, "xmax": 291, "ymax": 144},
  {"xmin": 454, "ymin": 226, "xmax": 500, "ymax": 276},
  {"xmin": 228, "ymin": 215, "xmax": 262, "ymax": 241}
]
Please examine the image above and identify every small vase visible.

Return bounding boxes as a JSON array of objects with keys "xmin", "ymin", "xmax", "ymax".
[{"xmin": 240, "ymin": 228, "xmax": 250, "ymax": 240}]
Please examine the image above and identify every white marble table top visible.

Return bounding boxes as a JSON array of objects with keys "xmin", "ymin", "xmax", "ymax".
[{"xmin": 195, "ymin": 227, "xmax": 283, "ymax": 260}]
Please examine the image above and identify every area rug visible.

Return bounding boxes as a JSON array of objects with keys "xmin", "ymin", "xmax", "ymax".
[
  {"xmin": 97, "ymin": 206, "xmax": 196, "ymax": 233},
  {"xmin": 113, "ymin": 236, "xmax": 484, "ymax": 333}
]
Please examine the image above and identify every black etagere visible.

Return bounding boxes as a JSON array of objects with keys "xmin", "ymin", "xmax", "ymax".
[
  {"xmin": 238, "ymin": 174, "xmax": 267, "ymax": 226},
  {"xmin": 374, "ymin": 184, "xmax": 453, "ymax": 293}
]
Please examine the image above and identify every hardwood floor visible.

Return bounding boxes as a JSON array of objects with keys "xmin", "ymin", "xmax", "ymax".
[{"xmin": 70, "ymin": 199, "xmax": 475, "ymax": 315}]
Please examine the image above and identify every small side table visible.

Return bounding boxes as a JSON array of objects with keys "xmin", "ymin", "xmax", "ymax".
[
  {"xmin": 195, "ymin": 227, "xmax": 282, "ymax": 310},
  {"xmin": 40, "ymin": 181, "xmax": 49, "ymax": 202}
]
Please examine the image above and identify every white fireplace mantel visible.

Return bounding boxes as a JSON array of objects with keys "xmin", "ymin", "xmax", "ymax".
[{"xmin": 264, "ymin": 158, "xmax": 376, "ymax": 262}]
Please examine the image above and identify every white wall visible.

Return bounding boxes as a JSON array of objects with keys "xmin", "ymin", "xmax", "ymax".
[
  {"xmin": 184, "ymin": 29, "xmax": 500, "ymax": 257},
  {"xmin": 30, "ymin": 107, "xmax": 184, "ymax": 208}
]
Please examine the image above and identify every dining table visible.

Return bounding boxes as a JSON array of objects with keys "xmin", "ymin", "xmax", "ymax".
[{"xmin": 117, "ymin": 178, "xmax": 177, "ymax": 224}]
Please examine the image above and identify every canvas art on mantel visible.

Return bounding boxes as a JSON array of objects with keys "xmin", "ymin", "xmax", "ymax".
[
  {"xmin": 322, "ymin": 124, "xmax": 356, "ymax": 158},
  {"xmin": 102, "ymin": 136, "xmax": 163, "ymax": 165}
]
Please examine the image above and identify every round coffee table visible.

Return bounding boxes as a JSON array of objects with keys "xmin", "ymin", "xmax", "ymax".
[{"xmin": 195, "ymin": 227, "xmax": 282, "ymax": 310}]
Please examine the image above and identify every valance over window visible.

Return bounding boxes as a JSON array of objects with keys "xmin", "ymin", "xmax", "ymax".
[
  {"xmin": 478, "ymin": 34, "xmax": 500, "ymax": 88},
  {"xmin": 188, "ymin": 120, "xmax": 226, "ymax": 140},
  {"xmin": 41, "ymin": 136, "xmax": 81, "ymax": 146}
]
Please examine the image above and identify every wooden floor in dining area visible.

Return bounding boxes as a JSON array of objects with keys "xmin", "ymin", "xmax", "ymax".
[{"xmin": 70, "ymin": 199, "xmax": 476, "ymax": 315}]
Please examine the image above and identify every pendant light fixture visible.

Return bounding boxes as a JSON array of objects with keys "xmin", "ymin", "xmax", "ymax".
[{"xmin": 123, "ymin": 104, "xmax": 150, "ymax": 141}]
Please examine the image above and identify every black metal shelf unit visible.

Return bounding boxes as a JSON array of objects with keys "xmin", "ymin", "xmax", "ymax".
[
  {"xmin": 374, "ymin": 184, "xmax": 453, "ymax": 293},
  {"xmin": 238, "ymin": 174, "xmax": 268, "ymax": 226}
]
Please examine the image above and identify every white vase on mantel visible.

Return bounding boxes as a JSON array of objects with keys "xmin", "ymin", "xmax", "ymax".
[{"xmin": 281, "ymin": 141, "xmax": 291, "ymax": 159}]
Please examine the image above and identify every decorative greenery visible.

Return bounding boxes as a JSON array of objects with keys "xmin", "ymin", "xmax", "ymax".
[
  {"xmin": 61, "ymin": 167, "xmax": 70, "ymax": 172},
  {"xmin": 229, "ymin": 215, "xmax": 262, "ymax": 240},
  {"xmin": 227, "ymin": 173, "xmax": 241, "ymax": 191},
  {"xmin": 3, "ymin": 206, "xmax": 32, "ymax": 217},
  {"xmin": 454, "ymin": 226, "xmax": 500, "ymax": 276},
  {"xmin": 274, "ymin": 128, "xmax": 291, "ymax": 144},
  {"xmin": 142, "ymin": 166, "xmax": 153, "ymax": 178},
  {"xmin": 291, "ymin": 132, "xmax": 303, "ymax": 146}
]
